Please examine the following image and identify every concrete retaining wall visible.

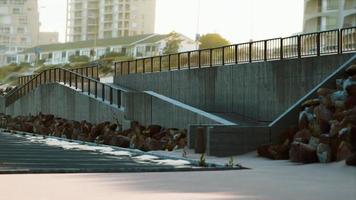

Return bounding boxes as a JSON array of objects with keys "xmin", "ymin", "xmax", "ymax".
[
  {"xmin": 4, "ymin": 83, "xmax": 230, "ymax": 130},
  {"xmin": 115, "ymin": 54, "xmax": 354, "ymax": 121},
  {"xmin": 124, "ymin": 91, "xmax": 234, "ymax": 129},
  {"xmin": 5, "ymin": 83, "xmax": 125, "ymax": 125}
]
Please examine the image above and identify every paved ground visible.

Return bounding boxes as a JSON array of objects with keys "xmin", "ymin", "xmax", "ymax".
[
  {"xmin": 1, "ymin": 131, "xmax": 355, "ymax": 200},
  {"xmin": 0, "ymin": 131, "xmax": 201, "ymax": 173}
]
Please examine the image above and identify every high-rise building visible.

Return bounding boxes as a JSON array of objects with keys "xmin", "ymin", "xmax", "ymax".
[
  {"xmin": 303, "ymin": 0, "xmax": 356, "ymax": 33},
  {"xmin": 66, "ymin": 0, "xmax": 156, "ymax": 42},
  {"xmin": 0, "ymin": 0, "xmax": 40, "ymax": 65}
]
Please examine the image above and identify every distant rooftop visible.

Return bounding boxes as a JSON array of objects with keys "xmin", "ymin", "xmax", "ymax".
[{"xmin": 22, "ymin": 34, "xmax": 169, "ymax": 54}]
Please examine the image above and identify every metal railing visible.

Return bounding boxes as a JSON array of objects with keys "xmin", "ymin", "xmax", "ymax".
[
  {"xmin": 114, "ymin": 26, "xmax": 356, "ymax": 75},
  {"xmin": 6, "ymin": 67, "xmax": 122, "ymax": 108},
  {"xmin": 18, "ymin": 65, "xmax": 100, "ymax": 86}
]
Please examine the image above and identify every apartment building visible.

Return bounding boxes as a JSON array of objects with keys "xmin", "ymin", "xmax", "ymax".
[
  {"xmin": 17, "ymin": 33, "xmax": 197, "ymax": 65},
  {"xmin": 66, "ymin": 0, "xmax": 156, "ymax": 42},
  {"xmin": 303, "ymin": 0, "xmax": 356, "ymax": 33},
  {"xmin": 0, "ymin": 0, "xmax": 39, "ymax": 65}
]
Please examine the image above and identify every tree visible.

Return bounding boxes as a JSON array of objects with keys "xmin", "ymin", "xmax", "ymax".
[
  {"xmin": 199, "ymin": 33, "xmax": 230, "ymax": 49},
  {"xmin": 163, "ymin": 31, "xmax": 183, "ymax": 54},
  {"xmin": 68, "ymin": 55, "xmax": 90, "ymax": 63}
]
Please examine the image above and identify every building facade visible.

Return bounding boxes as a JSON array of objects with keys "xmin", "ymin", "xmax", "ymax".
[
  {"xmin": 66, "ymin": 0, "xmax": 156, "ymax": 42},
  {"xmin": 303, "ymin": 0, "xmax": 356, "ymax": 33},
  {"xmin": 18, "ymin": 33, "xmax": 197, "ymax": 65},
  {"xmin": 38, "ymin": 32, "xmax": 59, "ymax": 45},
  {"xmin": 0, "ymin": 0, "xmax": 40, "ymax": 65}
]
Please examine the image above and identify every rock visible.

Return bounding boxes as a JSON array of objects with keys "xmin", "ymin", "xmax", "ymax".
[
  {"xmin": 317, "ymin": 143, "xmax": 332, "ymax": 163},
  {"xmin": 289, "ymin": 142, "xmax": 318, "ymax": 163},
  {"xmin": 21, "ymin": 122, "xmax": 33, "ymax": 133},
  {"xmin": 111, "ymin": 135, "xmax": 130, "ymax": 148},
  {"xmin": 130, "ymin": 133, "xmax": 146, "ymax": 150},
  {"xmin": 144, "ymin": 125, "xmax": 162, "ymax": 137},
  {"xmin": 336, "ymin": 141, "xmax": 353, "ymax": 161},
  {"xmin": 145, "ymin": 137, "xmax": 163, "ymax": 151},
  {"xmin": 294, "ymin": 129, "xmax": 311, "ymax": 143},
  {"xmin": 345, "ymin": 153, "xmax": 356, "ymax": 166}
]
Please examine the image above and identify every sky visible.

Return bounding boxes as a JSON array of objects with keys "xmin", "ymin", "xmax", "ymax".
[{"xmin": 38, "ymin": 0, "xmax": 304, "ymax": 43}]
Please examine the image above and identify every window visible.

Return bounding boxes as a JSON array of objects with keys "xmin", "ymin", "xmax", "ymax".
[
  {"xmin": 325, "ymin": 16, "xmax": 337, "ymax": 29},
  {"xmin": 12, "ymin": 8, "xmax": 21, "ymax": 14},
  {"xmin": 17, "ymin": 27, "xmax": 24, "ymax": 33},
  {"xmin": 326, "ymin": 0, "xmax": 338, "ymax": 10}
]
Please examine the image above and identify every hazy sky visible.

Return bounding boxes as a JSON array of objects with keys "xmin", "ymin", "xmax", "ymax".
[{"xmin": 38, "ymin": 0, "xmax": 304, "ymax": 43}]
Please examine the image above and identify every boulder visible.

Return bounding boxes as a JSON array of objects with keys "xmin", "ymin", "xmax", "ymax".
[
  {"xmin": 111, "ymin": 135, "xmax": 130, "ymax": 148},
  {"xmin": 289, "ymin": 142, "xmax": 318, "ymax": 163}
]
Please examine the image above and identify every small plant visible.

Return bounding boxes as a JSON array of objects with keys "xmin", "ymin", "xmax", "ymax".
[
  {"xmin": 182, "ymin": 147, "xmax": 187, "ymax": 158},
  {"xmin": 226, "ymin": 156, "xmax": 234, "ymax": 167},
  {"xmin": 199, "ymin": 153, "xmax": 206, "ymax": 167}
]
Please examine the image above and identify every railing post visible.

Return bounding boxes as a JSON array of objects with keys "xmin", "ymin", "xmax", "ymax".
[
  {"xmin": 249, "ymin": 42, "xmax": 252, "ymax": 63},
  {"xmin": 44, "ymin": 70, "xmax": 47, "ymax": 83},
  {"xmin": 151, "ymin": 57, "xmax": 153, "ymax": 72},
  {"xmin": 339, "ymin": 29, "xmax": 343, "ymax": 54},
  {"xmin": 127, "ymin": 61, "xmax": 130, "ymax": 74},
  {"xmin": 198, "ymin": 50, "xmax": 201, "ymax": 68},
  {"xmin": 102, "ymin": 84, "xmax": 105, "ymax": 101},
  {"xmin": 110, "ymin": 87, "xmax": 113, "ymax": 104},
  {"xmin": 120, "ymin": 62, "xmax": 123, "ymax": 75},
  {"xmin": 235, "ymin": 45, "xmax": 238, "ymax": 64},
  {"xmin": 168, "ymin": 55, "xmax": 171, "ymax": 70},
  {"xmin": 95, "ymin": 81, "xmax": 98, "ymax": 98},
  {"xmin": 317, "ymin": 32, "xmax": 320, "ymax": 56},
  {"xmin": 297, "ymin": 35, "xmax": 301, "ymax": 58},
  {"xmin": 210, "ymin": 49, "xmax": 213, "ymax": 67},
  {"xmin": 117, "ymin": 90, "xmax": 121, "ymax": 108},
  {"xmin": 58, "ymin": 69, "xmax": 61, "ymax": 82},
  {"xmin": 188, "ymin": 52, "xmax": 191, "ymax": 69},
  {"xmin": 222, "ymin": 47, "xmax": 225, "ymax": 65},
  {"xmin": 69, "ymin": 72, "xmax": 72, "ymax": 87},
  {"xmin": 159, "ymin": 56, "xmax": 162, "ymax": 71},
  {"xmin": 88, "ymin": 79, "xmax": 91, "ymax": 95},
  {"xmin": 81, "ymin": 76, "xmax": 84, "ymax": 91},
  {"xmin": 264, "ymin": 40, "xmax": 267, "ymax": 61},
  {"xmin": 75, "ymin": 74, "xmax": 78, "ymax": 89},
  {"xmin": 280, "ymin": 38, "xmax": 284, "ymax": 60},
  {"xmin": 135, "ymin": 60, "xmax": 138, "ymax": 73},
  {"xmin": 86, "ymin": 67, "xmax": 88, "ymax": 77},
  {"xmin": 178, "ymin": 53, "xmax": 181, "ymax": 70},
  {"xmin": 114, "ymin": 62, "xmax": 117, "ymax": 76},
  {"xmin": 143, "ymin": 59, "xmax": 146, "ymax": 73}
]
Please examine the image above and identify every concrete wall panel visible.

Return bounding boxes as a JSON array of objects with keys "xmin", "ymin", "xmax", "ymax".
[{"xmin": 115, "ymin": 54, "xmax": 354, "ymax": 121}]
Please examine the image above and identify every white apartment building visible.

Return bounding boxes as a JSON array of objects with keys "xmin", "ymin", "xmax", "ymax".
[
  {"xmin": 303, "ymin": 0, "xmax": 356, "ymax": 33},
  {"xmin": 66, "ymin": 0, "xmax": 156, "ymax": 42},
  {"xmin": 0, "ymin": 0, "xmax": 40, "ymax": 65},
  {"xmin": 17, "ymin": 33, "xmax": 197, "ymax": 65}
]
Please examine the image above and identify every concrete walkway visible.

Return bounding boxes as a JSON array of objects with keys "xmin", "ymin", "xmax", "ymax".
[{"xmin": 1, "ymin": 148, "xmax": 355, "ymax": 200}]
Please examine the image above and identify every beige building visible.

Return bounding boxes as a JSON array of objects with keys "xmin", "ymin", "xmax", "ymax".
[
  {"xmin": 38, "ymin": 32, "xmax": 59, "ymax": 45},
  {"xmin": 303, "ymin": 0, "xmax": 356, "ymax": 33},
  {"xmin": 66, "ymin": 0, "xmax": 156, "ymax": 42},
  {"xmin": 0, "ymin": 0, "xmax": 40, "ymax": 65}
]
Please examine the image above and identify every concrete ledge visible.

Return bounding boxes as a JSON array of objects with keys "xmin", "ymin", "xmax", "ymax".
[{"xmin": 189, "ymin": 125, "xmax": 270, "ymax": 157}]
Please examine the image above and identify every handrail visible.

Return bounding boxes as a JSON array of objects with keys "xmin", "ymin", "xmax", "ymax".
[
  {"xmin": 114, "ymin": 26, "xmax": 356, "ymax": 75},
  {"xmin": 6, "ymin": 66, "xmax": 123, "ymax": 108},
  {"xmin": 17, "ymin": 64, "xmax": 100, "ymax": 86}
]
